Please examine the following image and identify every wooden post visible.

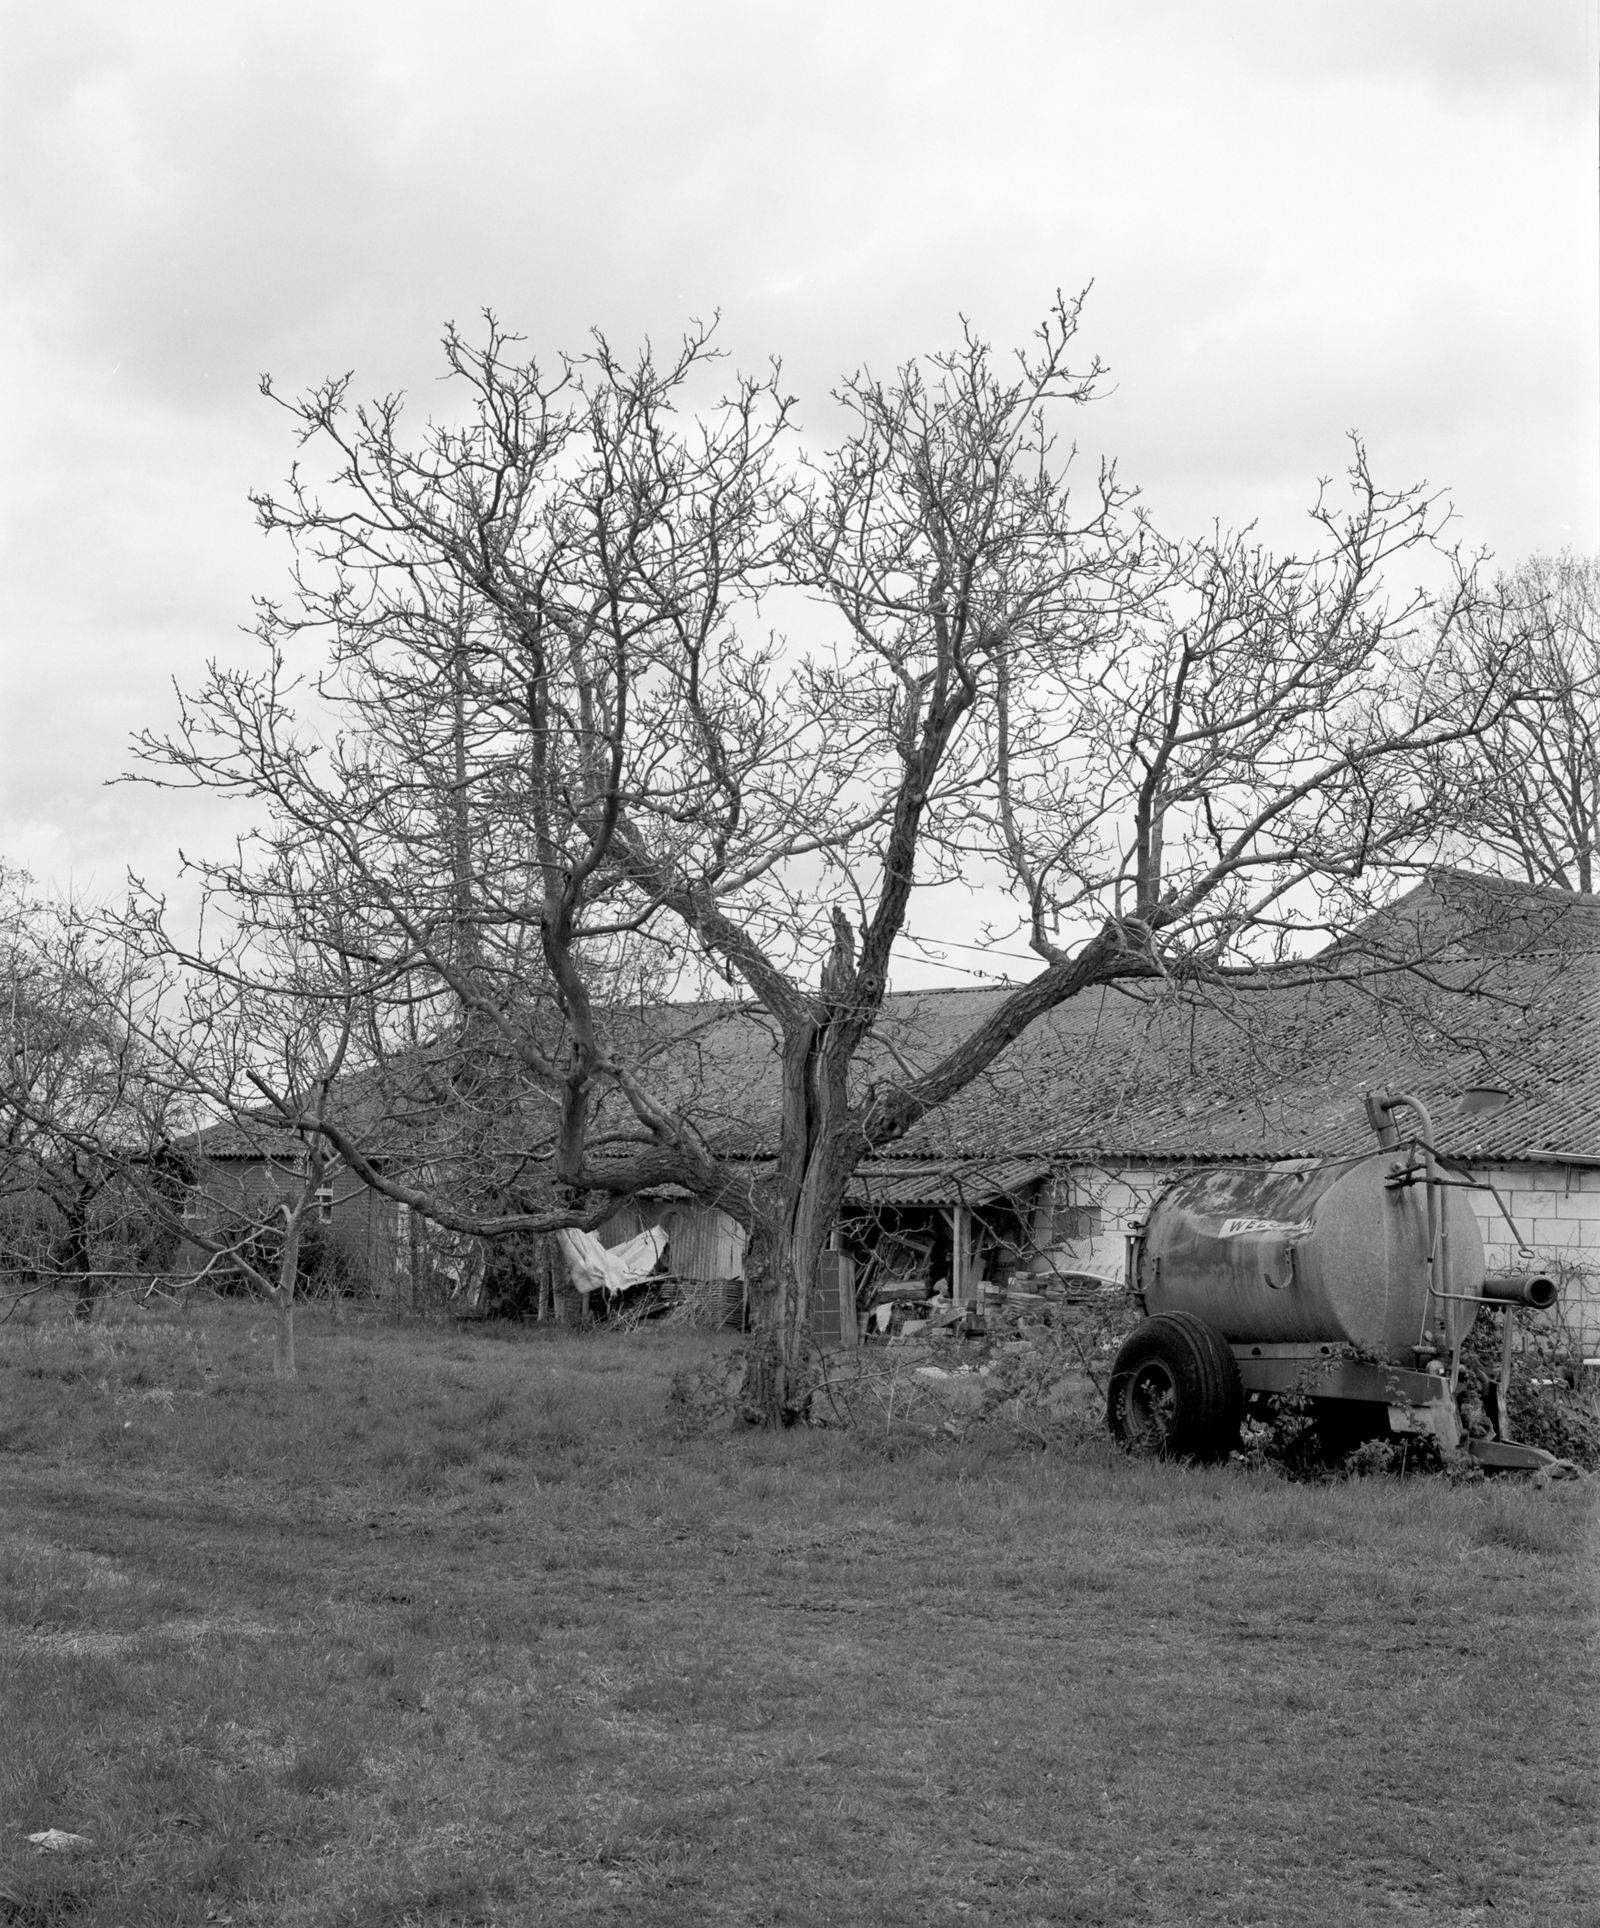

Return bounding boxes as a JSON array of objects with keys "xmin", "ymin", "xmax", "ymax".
[{"xmin": 952, "ymin": 1203, "xmax": 972, "ymax": 1308}]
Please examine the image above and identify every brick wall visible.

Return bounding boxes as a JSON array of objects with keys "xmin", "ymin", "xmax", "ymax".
[{"xmin": 182, "ymin": 1157, "xmax": 403, "ymax": 1300}]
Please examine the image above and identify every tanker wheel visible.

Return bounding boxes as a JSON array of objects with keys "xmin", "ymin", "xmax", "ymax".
[{"xmin": 1107, "ymin": 1312, "xmax": 1243, "ymax": 1461}]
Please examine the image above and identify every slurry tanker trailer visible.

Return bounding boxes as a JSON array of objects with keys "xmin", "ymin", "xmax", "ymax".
[{"xmin": 1107, "ymin": 1086, "xmax": 1562, "ymax": 1469}]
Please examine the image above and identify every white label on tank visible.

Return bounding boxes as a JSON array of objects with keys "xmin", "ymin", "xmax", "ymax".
[{"xmin": 1212, "ymin": 1216, "xmax": 1313, "ymax": 1238}]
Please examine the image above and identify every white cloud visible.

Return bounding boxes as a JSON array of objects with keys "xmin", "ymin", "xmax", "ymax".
[{"xmin": 0, "ymin": 0, "xmax": 1594, "ymax": 919}]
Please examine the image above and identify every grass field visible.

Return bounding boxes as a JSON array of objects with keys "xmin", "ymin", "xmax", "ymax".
[{"xmin": 1, "ymin": 1300, "xmax": 1595, "ymax": 1927}]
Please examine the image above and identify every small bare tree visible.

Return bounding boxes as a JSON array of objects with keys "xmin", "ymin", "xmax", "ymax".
[
  {"xmin": 0, "ymin": 870, "xmax": 362, "ymax": 1372},
  {"xmin": 1432, "ymin": 553, "xmax": 1600, "ymax": 893},
  {"xmin": 132, "ymin": 301, "xmax": 1510, "ymax": 1421},
  {"xmin": 0, "ymin": 874, "xmax": 194, "ymax": 1321},
  {"xmin": 153, "ymin": 934, "xmax": 357, "ymax": 1377}
]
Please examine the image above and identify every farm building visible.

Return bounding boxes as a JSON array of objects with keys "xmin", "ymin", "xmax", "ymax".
[
  {"xmin": 177, "ymin": 1114, "xmax": 408, "ymax": 1299},
  {"xmin": 575, "ymin": 869, "xmax": 1600, "ymax": 1344},
  {"xmin": 177, "ymin": 871, "xmax": 1600, "ymax": 1345}
]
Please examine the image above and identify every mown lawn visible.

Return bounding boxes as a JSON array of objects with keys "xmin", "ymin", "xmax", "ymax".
[{"xmin": 1, "ymin": 1299, "xmax": 1595, "ymax": 1927}]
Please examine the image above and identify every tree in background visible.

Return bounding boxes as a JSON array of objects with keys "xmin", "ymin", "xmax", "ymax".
[
  {"xmin": 131, "ymin": 302, "xmax": 1512, "ymax": 1420},
  {"xmin": 0, "ymin": 872, "xmax": 194, "ymax": 1321},
  {"xmin": 1434, "ymin": 553, "xmax": 1600, "ymax": 893},
  {"xmin": 0, "ymin": 866, "xmax": 361, "ymax": 1372},
  {"xmin": 113, "ymin": 860, "xmax": 388, "ymax": 1374}
]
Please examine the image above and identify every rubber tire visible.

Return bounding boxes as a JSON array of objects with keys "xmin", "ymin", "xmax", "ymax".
[{"xmin": 1107, "ymin": 1312, "xmax": 1244, "ymax": 1461}]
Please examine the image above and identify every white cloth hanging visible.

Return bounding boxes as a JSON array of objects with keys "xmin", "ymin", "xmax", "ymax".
[{"xmin": 555, "ymin": 1224, "xmax": 667, "ymax": 1299}]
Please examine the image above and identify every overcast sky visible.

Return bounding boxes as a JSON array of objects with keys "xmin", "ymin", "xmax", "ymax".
[{"xmin": 1, "ymin": 0, "xmax": 1595, "ymax": 974}]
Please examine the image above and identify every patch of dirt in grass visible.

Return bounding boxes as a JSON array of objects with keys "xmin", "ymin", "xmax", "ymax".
[{"xmin": 12, "ymin": 1614, "xmax": 279, "ymax": 1662}]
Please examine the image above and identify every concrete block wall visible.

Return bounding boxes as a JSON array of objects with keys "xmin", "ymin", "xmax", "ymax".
[
  {"xmin": 1473, "ymin": 1162, "xmax": 1600, "ymax": 1354},
  {"xmin": 1040, "ymin": 1164, "xmax": 1171, "ymax": 1287}
]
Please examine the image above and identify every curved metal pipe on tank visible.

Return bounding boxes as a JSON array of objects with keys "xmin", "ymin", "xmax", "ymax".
[{"xmin": 1375, "ymin": 1091, "xmax": 1448, "ymax": 1353}]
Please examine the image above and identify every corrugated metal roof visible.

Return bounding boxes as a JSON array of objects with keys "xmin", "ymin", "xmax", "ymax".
[{"xmin": 846, "ymin": 1157, "xmax": 1050, "ymax": 1207}]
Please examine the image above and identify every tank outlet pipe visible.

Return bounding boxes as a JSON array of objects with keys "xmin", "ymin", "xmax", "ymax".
[{"xmin": 1481, "ymin": 1272, "xmax": 1560, "ymax": 1311}]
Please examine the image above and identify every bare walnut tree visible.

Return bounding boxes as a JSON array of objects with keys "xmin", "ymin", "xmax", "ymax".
[
  {"xmin": 133, "ymin": 318, "xmax": 804, "ymax": 1267},
  {"xmin": 132, "ymin": 302, "xmax": 1507, "ymax": 1420}
]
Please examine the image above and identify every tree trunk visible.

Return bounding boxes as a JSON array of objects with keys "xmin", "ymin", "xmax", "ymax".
[
  {"xmin": 63, "ymin": 1202, "xmax": 97, "ymax": 1323},
  {"xmin": 273, "ymin": 1210, "xmax": 303, "ymax": 1377},
  {"xmin": 743, "ymin": 1234, "xmax": 809, "ymax": 1426},
  {"xmin": 272, "ymin": 1292, "xmax": 297, "ymax": 1377},
  {"xmin": 743, "ymin": 1167, "xmax": 847, "ymax": 1426},
  {"xmin": 737, "ymin": 963, "xmax": 870, "ymax": 1425}
]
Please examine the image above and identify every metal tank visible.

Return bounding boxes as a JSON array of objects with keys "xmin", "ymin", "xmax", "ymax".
[
  {"xmin": 1106, "ymin": 1087, "xmax": 1563, "ymax": 1470},
  {"xmin": 1136, "ymin": 1149, "xmax": 1485, "ymax": 1362}
]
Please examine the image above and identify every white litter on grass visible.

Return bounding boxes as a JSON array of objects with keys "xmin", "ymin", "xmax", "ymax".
[{"xmin": 29, "ymin": 1829, "xmax": 93, "ymax": 1852}]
